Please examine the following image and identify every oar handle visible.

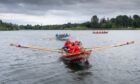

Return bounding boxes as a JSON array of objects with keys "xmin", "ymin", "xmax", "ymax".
[
  {"xmin": 10, "ymin": 43, "xmax": 29, "ymax": 48},
  {"xmin": 113, "ymin": 41, "xmax": 135, "ymax": 47}
]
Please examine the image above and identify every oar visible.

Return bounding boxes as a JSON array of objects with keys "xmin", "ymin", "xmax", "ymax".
[
  {"xmin": 86, "ymin": 41, "xmax": 135, "ymax": 51},
  {"xmin": 10, "ymin": 43, "xmax": 62, "ymax": 53},
  {"xmin": 10, "ymin": 43, "xmax": 30, "ymax": 48},
  {"xmin": 10, "ymin": 41, "xmax": 134, "ymax": 55},
  {"xmin": 27, "ymin": 45, "xmax": 62, "ymax": 52}
]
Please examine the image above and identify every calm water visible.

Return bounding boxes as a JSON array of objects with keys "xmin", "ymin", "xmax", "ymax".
[{"xmin": 0, "ymin": 30, "xmax": 140, "ymax": 84}]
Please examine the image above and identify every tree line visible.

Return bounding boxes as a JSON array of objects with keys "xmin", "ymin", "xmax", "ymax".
[
  {"xmin": 0, "ymin": 20, "xmax": 19, "ymax": 30},
  {"xmin": 0, "ymin": 14, "xmax": 140, "ymax": 30},
  {"xmin": 89, "ymin": 14, "xmax": 140, "ymax": 29}
]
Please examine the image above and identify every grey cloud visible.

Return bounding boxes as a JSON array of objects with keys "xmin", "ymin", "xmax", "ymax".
[
  {"xmin": 0, "ymin": 0, "xmax": 139, "ymax": 20},
  {"xmin": 0, "ymin": 0, "xmax": 98, "ymax": 6}
]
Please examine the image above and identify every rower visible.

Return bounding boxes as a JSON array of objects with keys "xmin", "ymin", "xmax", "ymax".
[
  {"xmin": 73, "ymin": 43, "xmax": 80, "ymax": 53},
  {"xmin": 62, "ymin": 39, "xmax": 73, "ymax": 52},
  {"xmin": 66, "ymin": 42, "xmax": 80, "ymax": 54},
  {"xmin": 67, "ymin": 43, "xmax": 74, "ymax": 53},
  {"xmin": 74, "ymin": 41, "xmax": 84, "ymax": 52},
  {"xmin": 64, "ymin": 39, "xmax": 72, "ymax": 47}
]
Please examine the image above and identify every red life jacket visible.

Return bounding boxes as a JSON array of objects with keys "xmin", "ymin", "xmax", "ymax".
[
  {"xmin": 68, "ymin": 45, "xmax": 74, "ymax": 53},
  {"xmin": 73, "ymin": 45, "xmax": 80, "ymax": 53},
  {"xmin": 64, "ymin": 41, "xmax": 72, "ymax": 47}
]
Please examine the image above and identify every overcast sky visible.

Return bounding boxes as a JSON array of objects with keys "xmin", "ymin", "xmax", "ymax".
[{"xmin": 0, "ymin": 0, "xmax": 139, "ymax": 25}]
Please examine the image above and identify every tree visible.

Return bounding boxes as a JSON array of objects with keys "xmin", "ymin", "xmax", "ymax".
[
  {"xmin": 133, "ymin": 15, "xmax": 140, "ymax": 28},
  {"xmin": 91, "ymin": 15, "xmax": 99, "ymax": 28},
  {"xmin": 0, "ymin": 20, "xmax": 2, "ymax": 24},
  {"xmin": 81, "ymin": 22, "xmax": 91, "ymax": 28}
]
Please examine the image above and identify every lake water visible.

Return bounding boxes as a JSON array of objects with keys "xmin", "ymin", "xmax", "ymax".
[{"xmin": 0, "ymin": 30, "xmax": 140, "ymax": 84}]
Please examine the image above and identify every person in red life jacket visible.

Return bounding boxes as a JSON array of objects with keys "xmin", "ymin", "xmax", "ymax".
[
  {"xmin": 74, "ymin": 41, "xmax": 79, "ymax": 45},
  {"xmin": 62, "ymin": 39, "xmax": 73, "ymax": 52},
  {"xmin": 64, "ymin": 39, "xmax": 72, "ymax": 47},
  {"xmin": 75, "ymin": 40, "xmax": 83, "ymax": 48},
  {"xmin": 74, "ymin": 40, "xmax": 85, "ymax": 52},
  {"xmin": 67, "ymin": 43, "xmax": 75, "ymax": 53},
  {"xmin": 67, "ymin": 43, "xmax": 80, "ymax": 54}
]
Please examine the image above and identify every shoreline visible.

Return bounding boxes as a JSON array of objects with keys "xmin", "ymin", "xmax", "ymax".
[{"xmin": 0, "ymin": 29, "xmax": 140, "ymax": 31}]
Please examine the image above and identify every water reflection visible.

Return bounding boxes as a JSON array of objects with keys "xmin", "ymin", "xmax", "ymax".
[
  {"xmin": 65, "ymin": 62, "xmax": 93, "ymax": 81},
  {"xmin": 65, "ymin": 62, "xmax": 92, "ymax": 72}
]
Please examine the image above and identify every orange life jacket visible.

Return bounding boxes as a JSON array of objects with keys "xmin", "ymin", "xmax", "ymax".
[{"xmin": 73, "ymin": 45, "xmax": 80, "ymax": 53}]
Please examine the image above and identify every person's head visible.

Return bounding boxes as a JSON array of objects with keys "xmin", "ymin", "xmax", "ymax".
[
  {"xmin": 68, "ymin": 43, "xmax": 72, "ymax": 47},
  {"xmin": 74, "ymin": 41, "xmax": 79, "ymax": 45},
  {"xmin": 72, "ymin": 42, "xmax": 75, "ymax": 46},
  {"xmin": 66, "ymin": 39, "xmax": 71, "ymax": 42}
]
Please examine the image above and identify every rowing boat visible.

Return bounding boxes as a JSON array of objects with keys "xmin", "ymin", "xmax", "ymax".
[
  {"xmin": 56, "ymin": 34, "xmax": 70, "ymax": 41},
  {"xmin": 93, "ymin": 31, "xmax": 108, "ymax": 34},
  {"xmin": 61, "ymin": 49, "xmax": 92, "ymax": 66},
  {"xmin": 10, "ymin": 41, "xmax": 134, "ymax": 66}
]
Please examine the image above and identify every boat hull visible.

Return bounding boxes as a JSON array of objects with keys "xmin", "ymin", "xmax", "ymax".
[
  {"xmin": 93, "ymin": 31, "xmax": 108, "ymax": 34},
  {"xmin": 62, "ymin": 50, "xmax": 92, "ymax": 65},
  {"xmin": 56, "ymin": 35, "xmax": 70, "ymax": 41}
]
